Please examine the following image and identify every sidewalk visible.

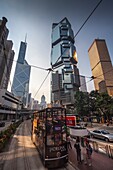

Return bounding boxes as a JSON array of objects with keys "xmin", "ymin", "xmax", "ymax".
[{"xmin": 68, "ymin": 140, "xmax": 113, "ymax": 170}]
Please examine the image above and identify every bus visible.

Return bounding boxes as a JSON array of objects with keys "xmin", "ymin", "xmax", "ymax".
[{"xmin": 31, "ymin": 107, "xmax": 68, "ymax": 168}]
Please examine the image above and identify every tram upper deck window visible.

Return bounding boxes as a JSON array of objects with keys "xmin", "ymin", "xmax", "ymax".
[
  {"xmin": 55, "ymin": 133, "xmax": 62, "ymax": 145},
  {"xmin": 54, "ymin": 125, "xmax": 62, "ymax": 132},
  {"xmin": 47, "ymin": 135, "xmax": 54, "ymax": 146},
  {"xmin": 47, "ymin": 111, "xmax": 52, "ymax": 120}
]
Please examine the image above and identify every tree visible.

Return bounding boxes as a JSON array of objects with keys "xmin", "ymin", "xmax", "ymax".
[
  {"xmin": 74, "ymin": 91, "xmax": 89, "ymax": 117},
  {"xmin": 95, "ymin": 92, "xmax": 113, "ymax": 122},
  {"xmin": 74, "ymin": 90, "xmax": 113, "ymax": 122},
  {"xmin": 89, "ymin": 90, "xmax": 99, "ymax": 114}
]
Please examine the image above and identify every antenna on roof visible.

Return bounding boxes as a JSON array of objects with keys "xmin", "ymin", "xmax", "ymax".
[{"xmin": 25, "ymin": 33, "xmax": 27, "ymax": 43}]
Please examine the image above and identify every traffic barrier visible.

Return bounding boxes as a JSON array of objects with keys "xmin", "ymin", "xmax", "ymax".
[{"xmin": 82, "ymin": 137, "xmax": 113, "ymax": 159}]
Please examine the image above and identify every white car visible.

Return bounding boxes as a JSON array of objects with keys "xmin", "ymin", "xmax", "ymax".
[{"xmin": 90, "ymin": 129, "xmax": 113, "ymax": 142}]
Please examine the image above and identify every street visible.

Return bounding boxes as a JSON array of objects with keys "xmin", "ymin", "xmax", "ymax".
[
  {"xmin": 0, "ymin": 120, "xmax": 113, "ymax": 170},
  {"xmin": 0, "ymin": 120, "xmax": 75, "ymax": 170}
]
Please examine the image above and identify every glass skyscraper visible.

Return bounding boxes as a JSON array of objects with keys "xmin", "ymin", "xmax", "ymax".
[
  {"xmin": 11, "ymin": 41, "xmax": 31, "ymax": 107},
  {"xmin": 51, "ymin": 18, "xmax": 80, "ymax": 105}
]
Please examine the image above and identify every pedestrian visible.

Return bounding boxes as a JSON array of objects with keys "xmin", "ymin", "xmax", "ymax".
[
  {"xmin": 85, "ymin": 140, "xmax": 92, "ymax": 166},
  {"xmin": 82, "ymin": 138, "xmax": 87, "ymax": 164},
  {"xmin": 74, "ymin": 137, "xmax": 82, "ymax": 164},
  {"xmin": 67, "ymin": 135, "xmax": 72, "ymax": 150}
]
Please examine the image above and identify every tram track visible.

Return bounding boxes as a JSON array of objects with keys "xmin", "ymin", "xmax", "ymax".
[
  {"xmin": 48, "ymin": 163, "xmax": 76, "ymax": 170},
  {"xmin": 21, "ymin": 120, "xmax": 45, "ymax": 170},
  {"xmin": 21, "ymin": 121, "xmax": 32, "ymax": 170},
  {"xmin": 1, "ymin": 120, "xmax": 75, "ymax": 170}
]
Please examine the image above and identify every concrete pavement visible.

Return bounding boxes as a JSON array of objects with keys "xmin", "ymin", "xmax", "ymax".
[
  {"xmin": 68, "ymin": 139, "xmax": 113, "ymax": 170},
  {"xmin": 69, "ymin": 149, "xmax": 113, "ymax": 170}
]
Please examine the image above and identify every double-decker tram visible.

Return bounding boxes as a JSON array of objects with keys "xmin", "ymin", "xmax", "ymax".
[{"xmin": 32, "ymin": 107, "xmax": 68, "ymax": 168}]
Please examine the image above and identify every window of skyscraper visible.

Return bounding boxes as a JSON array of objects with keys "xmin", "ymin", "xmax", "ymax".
[
  {"xmin": 61, "ymin": 45, "xmax": 70, "ymax": 57},
  {"xmin": 64, "ymin": 74, "xmax": 71, "ymax": 83},
  {"xmin": 60, "ymin": 28, "xmax": 68, "ymax": 37},
  {"xmin": 51, "ymin": 42, "xmax": 61, "ymax": 64},
  {"xmin": 52, "ymin": 25, "xmax": 60, "ymax": 44}
]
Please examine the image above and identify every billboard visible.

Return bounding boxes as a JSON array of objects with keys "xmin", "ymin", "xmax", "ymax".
[{"xmin": 66, "ymin": 116, "xmax": 76, "ymax": 126}]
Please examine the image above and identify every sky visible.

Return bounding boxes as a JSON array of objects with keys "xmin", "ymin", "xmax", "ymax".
[{"xmin": 0, "ymin": 0, "xmax": 113, "ymax": 103}]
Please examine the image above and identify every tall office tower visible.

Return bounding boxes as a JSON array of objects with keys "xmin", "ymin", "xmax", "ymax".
[
  {"xmin": 88, "ymin": 39, "xmax": 113, "ymax": 96},
  {"xmin": 40, "ymin": 95, "xmax": 47, "ymax": 109},
  {"xmin": 79, "ymin": 75, "xmax": 87, "ymax": 92},
  {"xmin": 11, "ymin": 41, "xmax": 31, "ymax": 107},
  {"xmin": 51, "ymin": 18, "xmax": 80, "ymax": 105},
  {"xmin": 0, "ymin": 17, "xmax": 15, "ymax": 89}
]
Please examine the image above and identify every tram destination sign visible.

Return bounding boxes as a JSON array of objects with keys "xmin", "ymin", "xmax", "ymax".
[{"xmin": 49, "ymin": 145, "xmax": 66, "ymax": 152}]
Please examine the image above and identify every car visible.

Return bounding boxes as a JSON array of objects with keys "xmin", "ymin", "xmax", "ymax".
[
  {"xmin": 90, "ymin": 129, "xmax": 113, "ymax": 142},
  {"xmin": 0, "ymin": 121, "xmax": 5, "ymax": 127},
  {"xmin": 11, "ymin": 119, "xmax": 16, "ymax": 123}
]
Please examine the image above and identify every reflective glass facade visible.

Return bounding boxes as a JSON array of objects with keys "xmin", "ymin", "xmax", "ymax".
[
  {"xmin": 11, "ymin": 41, "xmax": 31, "ymax": 106},
  {"xmin": 51, "ymin": 18, "xmax": 80, "ymax": 105}
]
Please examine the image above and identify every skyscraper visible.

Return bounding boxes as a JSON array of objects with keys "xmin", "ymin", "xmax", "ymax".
[
  {"xmin": 79, "ymin": 75, "xmax": 87, "ymax": 92},
  {"xmin": 0, "ymin": 17, "xmax": 15, "ymax": 89},
  {"xmin": 51, "ymin": 18, "xmax": 80, "ymax": 105},
  {"xmin": 88, "ymin": 39, "xmax": 113, "ymax": 96},
  {"xmin": 11, "ymin": 41, "xmax": 31, "ymax": 107}
]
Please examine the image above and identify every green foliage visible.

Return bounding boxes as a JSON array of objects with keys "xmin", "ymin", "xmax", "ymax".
[
  {"xmin": 0, "ymin": 120, "xmax": 22, "ymax": 152},
  {"xmin": 74, "ymin": 91, "xmax": 89, "ymax": 116},
  {"xmin": 74, "ymin": 90, "xmax": 113, "ymax": 119}
]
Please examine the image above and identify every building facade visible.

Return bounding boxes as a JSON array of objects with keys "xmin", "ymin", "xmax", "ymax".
[
  {"xmin": 11, "ymin": 41, "xmax": 31, "ymax": 107},
  {"xmin": 51, "ymin": 18, "xmax": 80, "ymax": 105},
  {"xmin": 0, "ymin": 17, "xmax": 15, "ymax": 89},
  {"xmin": 40, "ymin": 95, "xmax": 47, "ymax": 109},
  {"xmin": 88, "ymin": 39, "xmax": 113, "ymax": 96},
  {"xmin": 79, "ymin": 75, "xmax": 87, "ymax": 92},
  {"xmin": 0, "ymin": 89, "xmax": 21, "ymax": 120}
]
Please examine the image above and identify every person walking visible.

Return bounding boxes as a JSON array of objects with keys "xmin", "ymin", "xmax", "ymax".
[
  {"xmin": 74, "ymin": 137, "xmax": 82, "ymax": 164},
  {"xmin": 67, "ymin": 135, "xmax": 72, "ymax": 150},
  {"xmin": 85, "ymin": 140, "xmax": 92, "ymax": 166}
]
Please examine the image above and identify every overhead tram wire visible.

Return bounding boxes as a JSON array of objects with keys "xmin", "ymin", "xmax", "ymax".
[
  {"xmin": 80, "ymin": 76, "xmax": 95, "ymax": 87},
  {"xmin": 1, "ymin": 50, "xmax": 113, "ymax": 91},
  {"xmin": 0, "ymin": 0, "xmax": 103, "ymax": 79},
  {"xmin": 93, "ymin": 68, "xmax": 113, "ymax": 80},
  {"xmin": 0, "ymin": 55, "xmax": 53, "ymax": 72},
  {"xmin": 80, "ymin": 67, "xmax": 113, "ymax": 88},
  {"xmin": 1, "ymin": 0, "xmax": 103, "ymax": 96},
  {"xmin": 34, "ymin": 70, "xmax": 51, "ymax": 98},
  {"xmin": 52, "ymin": 0, "xmax": 103, "ymax": 67},
  {"xmin": 74, "ymin": 0, "xmax": 103, "ymax": 38},
  {"xmin": 1, "ymin": 54, "xmax": 109, "ymax": 81}
]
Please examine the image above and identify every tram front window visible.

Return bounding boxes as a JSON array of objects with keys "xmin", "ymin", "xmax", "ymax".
[
  {"xmin": 47, "ymin": 135, "xmax": 54, "ymax": 145},
  {"xmin": 46, "ymin": 108, "xmax": 67, "ymax": 146},
  {"xmin": 46, "ymin": 124, "xmax": 66, "ymax": 146}
]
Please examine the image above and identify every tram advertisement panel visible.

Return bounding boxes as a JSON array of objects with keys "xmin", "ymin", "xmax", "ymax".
[{"xmin": 45, "ymin": 143, "xmax": 67, "ymax": 158}]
